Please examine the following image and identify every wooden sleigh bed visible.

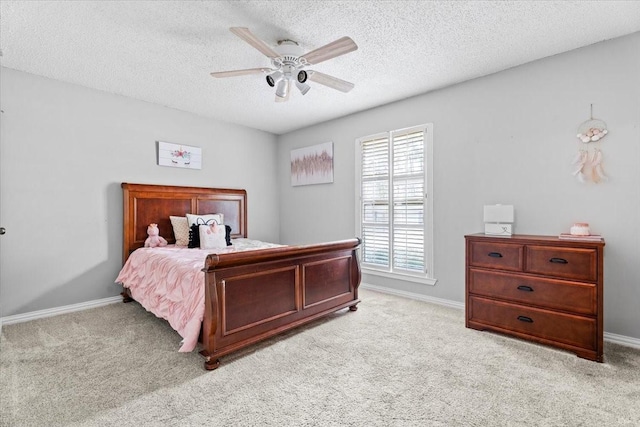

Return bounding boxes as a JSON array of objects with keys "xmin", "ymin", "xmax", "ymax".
[{"xmin": 120, "ymin": 183, "xmax": 361, "ymax": 370}]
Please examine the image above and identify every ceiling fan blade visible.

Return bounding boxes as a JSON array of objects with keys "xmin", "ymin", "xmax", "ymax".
[
  {"xmin": 307, "ymin": 71, "xmax": 355, "ymax": 93},
  {"xmin": 230, "ymin": 27, "xmax": 281, "ymax": 59},
  {"xmin": 210, "ymin": 67, "xmax": 273, "ymax": 78},
  {"xmin": 301, "ymin": 36, "xmax": 358, "ymax": 65}
]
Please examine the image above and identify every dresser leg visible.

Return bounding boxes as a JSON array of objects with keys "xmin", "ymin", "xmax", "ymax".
[{"xmin": 575, "ymin": 350, "xmax": 603, "ymax": 363}]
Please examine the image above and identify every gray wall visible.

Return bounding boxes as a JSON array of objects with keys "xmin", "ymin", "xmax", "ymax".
[
  {"xmin": 0, "ymin": 68, "xmax": 279, "ymax": 317},
  {"xmin": 277, "ymin": 33, "xmax": 640, "ymax": 339}
]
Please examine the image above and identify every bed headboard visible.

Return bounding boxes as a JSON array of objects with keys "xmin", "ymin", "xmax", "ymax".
[{"xmin": 121, "ymin": 183, "xmax": 247, "ymax": 263}]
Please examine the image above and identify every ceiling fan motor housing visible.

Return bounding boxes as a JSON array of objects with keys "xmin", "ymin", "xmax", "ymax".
[
  {"xmin": 272, "ymin": 40, "xmax": 307, "ymax": 70},
  {"xmin": 266, "ymin": 41, "xmax": 307, "ymax": 90}
]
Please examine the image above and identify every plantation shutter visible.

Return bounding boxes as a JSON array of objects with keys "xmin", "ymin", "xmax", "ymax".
[
  {"xmin": 392, "ymin": 130, "xmax": 425, "ymax": 273},
  {"xmin": 361, "ymin": 135, "xmax": 390, "ymax": 267},
  {"xmin": 359, "ymin": 127, "xmax": 426, "ymax": 274}
]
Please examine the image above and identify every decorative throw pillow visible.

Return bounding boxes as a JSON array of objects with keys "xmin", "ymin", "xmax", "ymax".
[
  {"xmin": 186, "ymin": 213, "xmax": 223, "ymax": 227},
  {"xmin": 169, "ymin": 216, "xmax": 190, "ymax": 246},
  {"xmin": 225, "ymin": 225, "xmax": 232, "ymax": 246},
  {"xmin": 186, "ymin": 213, "xmax": 223, "ymax": 248},
  {"xmin": 199, "ymin": 222, "xmax": 227, "ymax": 249}
]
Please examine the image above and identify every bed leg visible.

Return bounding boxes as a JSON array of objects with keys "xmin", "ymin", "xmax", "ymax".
[
  {"xmin": 121, "ymin": 290, "xmax": 133, "ymax": 303},
  {"xmin": 200, "ymin": 350, "xmax": 221, "ymax": 370},
  {"xmin": 349, "ymin": 304, "xmax": 358, "ymax": 312},
  {"xmin": 204, "ymin": 356, "xmax": 220, "ymax": 370}
]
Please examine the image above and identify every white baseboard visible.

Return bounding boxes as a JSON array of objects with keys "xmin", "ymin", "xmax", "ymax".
[
  {"xmin": 603, "ymin": 332, "xmax": 640, "ymax": 349},
  {"xmin": 361, "ymin": 282, "xmax": 465, "ymax": 310},
  {"xmin": 360, "ymin": 282, "xmax": 640, "ymax": 350},
  {"xmin": 0, "ymin": 295, "xmax": 122, "ymax": 326}
]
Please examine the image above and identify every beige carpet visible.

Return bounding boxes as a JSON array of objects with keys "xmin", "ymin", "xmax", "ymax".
[{"xmin": 1, "ymin": 288, "xmax": 639, "ymax": 426}]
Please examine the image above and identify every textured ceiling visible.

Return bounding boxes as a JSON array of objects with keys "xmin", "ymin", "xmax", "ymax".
[{"xmin": 1, "ymin": 1, "xmax": 640, "ymax": 135}]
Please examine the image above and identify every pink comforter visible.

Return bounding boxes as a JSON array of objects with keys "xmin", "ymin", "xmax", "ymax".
[{"xmin": 115, "ymin": 240, "xmax": 281, "ymax": 352}]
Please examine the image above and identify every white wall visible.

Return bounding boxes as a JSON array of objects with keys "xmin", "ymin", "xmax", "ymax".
[
  {"xmin": 0, "ymin": 68, "xmax": 279, "ymax": 317},
  {"xmin": 277, "ymin": 33, "xmax": 640, "ymax": 339}
]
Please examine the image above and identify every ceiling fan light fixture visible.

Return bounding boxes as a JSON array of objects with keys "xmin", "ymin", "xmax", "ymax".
[
  {"xmin": 266, "ymin": 70, "xmax": 283, "ymax": 87},
  {"xmin": 275, "ymin": 78, "xmax": 289, "ymax": 98},
  {"xmin": 295, "ymin": 80, "xmax": 311, "ymax": 95},
  {"xmin": 297, "ymin": 70, "xmax": 308, "ymax": 83}
]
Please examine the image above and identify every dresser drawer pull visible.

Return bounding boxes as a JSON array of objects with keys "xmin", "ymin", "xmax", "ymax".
[
  {"xmin": 549, "ymin": 257, "xmax": 568, "ymax": 264},
  {"xmin": 517, "ymin": 285, "xmax": 534, "ymax": 292},
  {"xmin": 487, "ymin": 252, "xmax": 503, "ymax": 258},
  {"xmin": 517, "ymin": 315, "xmax": 534, "ymax": 323}
]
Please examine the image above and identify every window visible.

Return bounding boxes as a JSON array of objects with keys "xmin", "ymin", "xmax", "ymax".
[{"xmin": 355, "ymin": 124, "xmax": 435, "ymax": 285}]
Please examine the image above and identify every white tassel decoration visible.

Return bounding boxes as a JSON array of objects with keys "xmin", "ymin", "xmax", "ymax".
[
  {"xmin": 595, "ymin": 164, "xmax": 608, "ymax": 180},
  {"xmin": 571, "ymin": 150, "xmax": 584, "ymax": 165},
  {"xmin": 572, "ymin": 151, "xmax": 587, "ymax": 179},
  {"xmin": 592, "ymin": 149, "xmax": 602, "ymax": 166}
]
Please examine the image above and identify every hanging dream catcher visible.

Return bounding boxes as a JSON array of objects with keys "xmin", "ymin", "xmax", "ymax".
[{"xmin": 572, "ymin": 104, "xmax": 608, "ymax": 183}]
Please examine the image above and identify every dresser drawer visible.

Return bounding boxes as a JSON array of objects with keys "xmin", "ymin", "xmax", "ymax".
[
  {"xmin": 468, "ymin": 296, "xmax": 596, "ymax": 350},
  {"xmin": 469, "ymin": 241, "xmax": 523, "ymax": 272},
  {"xmin": 525, "ymin": 246, "xmax": 597, "ymax": 281},
  {"xmin": 468, "ymin": 269, "xmax": 597, "ymax": 315}
]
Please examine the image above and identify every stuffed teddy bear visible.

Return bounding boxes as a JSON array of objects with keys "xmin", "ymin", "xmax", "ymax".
[{"xmin": 144, "ymin": 223, "xmax": 168, "ymax": 248}]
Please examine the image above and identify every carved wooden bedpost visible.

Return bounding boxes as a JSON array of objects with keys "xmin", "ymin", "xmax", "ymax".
[
  {"xmin": 201, "ymin": 255, "xmax": 221, "ymax": 370},
  {"xmin": 349, "ymin": 237, "xmax": 362, "ymax": 311}
]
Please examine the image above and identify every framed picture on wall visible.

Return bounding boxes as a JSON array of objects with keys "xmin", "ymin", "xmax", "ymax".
[
  {"xmin": 290, "ymin": 141, "xmax": 334, "ymax": 186},
  {"xmin": 157, "ymin": 141, "xmax": 202, "ymax": 169}
]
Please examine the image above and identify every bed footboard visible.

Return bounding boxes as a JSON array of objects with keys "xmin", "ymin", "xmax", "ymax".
[{"xmin": 200, "ymin": 238, "xmax": 361, "ymax": 370}]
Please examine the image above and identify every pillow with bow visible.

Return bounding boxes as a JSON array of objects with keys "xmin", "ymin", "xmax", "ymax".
[
  {"xmin": 186, "ymin": 214, "xmax": 223, "ymax": 248},
  {"xmin": 199, "ymin": 222, "xmax": 227, "ymax": 249},
  {"xmin": 190, "ymin": 223, "xmax": 233, "ymax": 248}
]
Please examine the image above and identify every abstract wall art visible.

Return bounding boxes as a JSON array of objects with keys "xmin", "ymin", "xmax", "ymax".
[{"xmin": 290, "ymin": 141, "xmax": 334, "ymax": 186}]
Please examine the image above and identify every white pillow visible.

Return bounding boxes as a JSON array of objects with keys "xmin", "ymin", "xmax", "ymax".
[
  {"xmin": 169, "ymin": 216, "xmax": 190, "ymax": 246},
  {"xmin": 186, "ymin": 213, "xmax": 224, "ymax": 227},
  {"xmin": 199, "ymin": 223, "xmax": 227, "ymax": 249}
]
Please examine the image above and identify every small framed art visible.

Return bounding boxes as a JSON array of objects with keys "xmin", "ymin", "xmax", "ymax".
[{"xmin": 157, "ymin": 141, "xmax": 202, "ymax": 169}]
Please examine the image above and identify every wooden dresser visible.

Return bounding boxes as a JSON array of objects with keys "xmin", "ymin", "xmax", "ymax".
[{"xmin": 465, "ymin": 233, "xmax": 605, "ymax": 362}]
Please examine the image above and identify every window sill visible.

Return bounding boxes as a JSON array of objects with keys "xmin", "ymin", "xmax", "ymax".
[{"xmin": 361, "ymin": 268, "xmax": 437, "ymax": 286}]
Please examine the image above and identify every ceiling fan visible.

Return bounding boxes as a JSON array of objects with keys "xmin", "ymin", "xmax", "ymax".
[{"xmin": 210, "ymin": 27, "xmax": 358, "ymax": 102}]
